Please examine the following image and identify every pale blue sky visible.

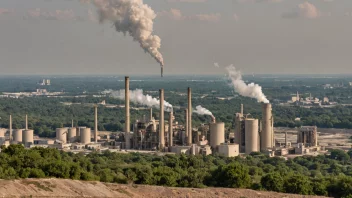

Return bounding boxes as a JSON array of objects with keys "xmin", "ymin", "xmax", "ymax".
[{"xmin": 0, "ymin": 0, "xmax": 351, "ymax": 75}]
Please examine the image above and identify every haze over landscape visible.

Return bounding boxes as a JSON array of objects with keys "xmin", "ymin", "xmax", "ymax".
[{"xmin": 0, "ymin": 0, "xmax": 352, "ymax": 75}]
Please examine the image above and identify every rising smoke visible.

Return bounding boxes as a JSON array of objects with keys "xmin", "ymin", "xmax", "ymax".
[
  {"xmin": 104, "ymin": 89, "xmax": 173, "ymax": 111},
  {"xmin": 92, "ymin": 0, "xmax": 164, "ymax": 70},
  {"xmin": 226, "ymin": 64, "xmax": 269, "ymax": 103},
  {"xmin": 193, "ymin": 105, "xmax": 213, "ymax": 116}
]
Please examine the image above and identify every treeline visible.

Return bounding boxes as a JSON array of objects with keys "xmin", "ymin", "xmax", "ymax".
[{"xmin": 0, "ymin": 145, "xmax": 352, "ymax": 197}]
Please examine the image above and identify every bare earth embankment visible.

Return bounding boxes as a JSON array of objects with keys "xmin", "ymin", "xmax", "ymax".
[{"xmin": 0, "ymin": 179, "xmax": 328, "ymax": 198}]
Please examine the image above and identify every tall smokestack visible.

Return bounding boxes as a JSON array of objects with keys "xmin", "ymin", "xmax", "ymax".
[
  {"xmin": 159, "ymin": 89, "xmax": 165, "ymax": 149},
  {"xmin": 184, "ymin": 108, "xmax": 188, "ymax": 145},
  {"xmin": 261, "ymin": 103, "xmax": 273, "ymax": 151},
  {"xmin": 125, "ymin": 76, "xmax": 130, "ymax": 149},
  {"xmin": 241, "ymin": 104, "xmax": 244, "ymax": 115},
  {"xmin": 150, "ymin": 108, "xmax": 153, "ymax": 121},
  {"xmin": 94, "ymin": 105, "xmax": 98, "ymax": 143},
  {"xmin": 187, "ymin": 87, "xmax": 192, "ymax": 146},
  {"xmin": 25, "ymin": 114, "xmax": 28, "ymax": 130},
  {"xmin": 72, "ymin": 119, "xmax": 74, "ymax": 128},
  {"xmin": 9, "ymin": 115, "xmax": 12, "ymax": 141},
  {"xmin": 169, "ymin": 111, "xmax": 173, "ymax": 148}
]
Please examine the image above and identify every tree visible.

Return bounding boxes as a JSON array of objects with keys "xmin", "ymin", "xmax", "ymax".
[
  {"xmin": 261, "ymin": 172, "xmax": 284, "ymax": 192},
  {"xmin": 212, "ymin": 162, "xmax": 251, "ymax": 188},
  {"xmin": 284, "ymin": 174, "xmax": 313, "ymax": 195},
  {"xmin": 330, "ymin": 149, "xmax": 350, "ymax": 162}
]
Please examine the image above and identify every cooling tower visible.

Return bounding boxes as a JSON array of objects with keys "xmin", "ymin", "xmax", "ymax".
[
  {"xmin": 13, "ymin": 129, "xmax": 23, "ymax": 142},
  {"xmin": 209, "ymin": 122, "xmax": 225, "ymax": 149},
  {"xmin": 80, "ymin": 128, "xmax": 91, "ymax": 144},
  {"xmin": 261, "ymin": 103, "xmax": 273, "ymax": 151},
  {"xmin": 245, "ymin": 118, "xmax": 259, "ymax": 154},
  {"xmin": 187, "ymin": 87, "xmax": 192, "ymax": 146},
  {"xmin": 56, "ymin": 128, "xmax": 67, "ymax": 143},
  {"xmin": 22, "ymin": 130, "xmax": 34, "ymax": 145},
  {"xmin": 159, "ymin": 89, "xmax": 165, "ymax": 149},
  {"xmin": 125, "ymin": 76, "xmax": 130, "ymax": 149}
]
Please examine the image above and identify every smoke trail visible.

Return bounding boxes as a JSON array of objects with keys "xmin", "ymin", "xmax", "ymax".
[
  {"xmin": 226, "ymin": 64, "xmax": 269, "ymax": 103},
  {"xmin": 193, "ymin": 105, "xmax": 213, "ymax": 116},
  {"xmin": 92, "ymin": 0, "xmax": 164, "ymax": 71},
  {"xmin": 104, "ymin": 89, "xmax": 173, "ymax": 111}
]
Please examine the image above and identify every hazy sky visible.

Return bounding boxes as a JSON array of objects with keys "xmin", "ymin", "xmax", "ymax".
[{"xmin": 0, "ymin": 0, "xmax": 351, "ymax": 75}]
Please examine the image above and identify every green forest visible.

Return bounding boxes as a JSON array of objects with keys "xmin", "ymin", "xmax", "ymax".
[{"xmin": 1, "ymin": 145, "xmax": 352, "ymax": 197}]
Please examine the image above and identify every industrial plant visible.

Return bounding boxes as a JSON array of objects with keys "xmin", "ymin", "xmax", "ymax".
[{"xmin": 0, "ymin": 77, "xmax": 323, "ymax": 158}]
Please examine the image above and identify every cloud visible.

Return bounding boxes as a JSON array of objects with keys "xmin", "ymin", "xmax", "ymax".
[
  {"xmin": 158, "ymin": 9, "xmax": 185, "ymax": 20},
  {"xmin": 193, "ymin": 13, "xmax": 221, "ymax": 22},
  {"xmin": 158, "ymin": 9, "xmax": 221, "ymax": 22},
  {"xmin": 26, "ymin": 8, "xmax": 77, "ymax": 21},
  {"xmin": 283, "ymin": 2, "xmax": 320, "ymax": 19}
]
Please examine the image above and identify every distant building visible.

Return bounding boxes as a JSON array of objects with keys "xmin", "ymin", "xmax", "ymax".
[
  {"xmin": 297, "ymin": 126, "xmax": 318, "ymax": 147},
  {"xmin": 38, "ymin": 79, "xmax": 51, "ymax": 86}
]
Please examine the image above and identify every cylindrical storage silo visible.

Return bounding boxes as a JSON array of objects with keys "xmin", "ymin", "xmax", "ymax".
[
  {"xmin": 22, "ymin": 130, "xmax": 34, "ymax": 144},
  {"xmin": 261, "ymin": 103, "xmax": 273, "ymax": 151},
  {"xmin": 67, "ymin": 128, "xmax": 77, "ymax": 143},
  {"xmin": 77, "ymin": 127, "xmax": 86, "ymax": 137},
  {"xmin": 13, "ymin": 129, "xmax": 23, "ymax": 142},
  {"xmin": 209, "ymin": 122, "xmax": 225, "ymax": 149},
  {"xmin": 245, "ymin": 119, "xmax": 259, "ymax": 154},
  {"xmin": 80, "ymin": 128, "xmax": 91, "ymax": 144},
  {"xmin": 0, "ymin": 129, "xmax": 6, "ymax": 138},
  {"xmin": 56, "ymin": 128, "xmax": 67, "ymax": 143}
]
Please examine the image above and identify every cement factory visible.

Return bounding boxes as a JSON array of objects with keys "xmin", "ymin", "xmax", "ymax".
[{"xmin": 0, "ymin": 77, "xmax": 323, "ymax": 158}]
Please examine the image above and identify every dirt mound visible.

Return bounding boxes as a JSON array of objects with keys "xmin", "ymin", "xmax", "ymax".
[{"xmin": 0, "ymin": 178, "xmax": 327, "ymax": 198}]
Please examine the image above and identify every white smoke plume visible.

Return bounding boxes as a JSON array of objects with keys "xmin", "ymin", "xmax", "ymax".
[
  {"xmin": 193, "ymin": 105, "xmax": 212, "ymax": 116},
  {"xmin": 104, "ymin": 89, "xmax": 173, "ymax": 111},
  {"xmin": 226, "ymin": 65, "xmax": 269, "ymax": 103},
  {"xmin": 214, "ymin": 62, "xmax": 220, "ymax": 68},
  {"xmin": 92, "ymin": 0, "xmax": 164, "ymax": 70}
]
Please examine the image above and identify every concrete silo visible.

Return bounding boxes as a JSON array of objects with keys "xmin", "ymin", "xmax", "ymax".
[
  {"xmin": 13, "ymin": 129, "xmax": 23, "ymax": 142},
  {"xmin": 0, "ymin": 129, "xmax": 6, "ymax": 139},
  {"xmin": 80, "ymin": 128, "xmax": 91, "ymax": 144},
  {"xmin": 245, "ymin": 118, "xmax": 259, "ymax": 154},
  {"xmin": 261, "ymin": 103, "xmax": 273, "ymax": 151},
  {"xmin": 209, "ymin": 122, "xmax": 225, "ymax": 150},
  {"xmin": 22, "ymin": 130, "xmax": 34, "ymax": 145},
  {"xmin": 56, "ymin": 128, "xmax": 67, "ymax": 143},
  {"xmin": 67, "ymin": 128, "xmax": 77, "ymax": 143}
]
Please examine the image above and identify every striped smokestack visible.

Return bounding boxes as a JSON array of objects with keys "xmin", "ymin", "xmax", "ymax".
[{"xmin": 125, "ymin": 76, "xmax": 130, "ymax": 149}]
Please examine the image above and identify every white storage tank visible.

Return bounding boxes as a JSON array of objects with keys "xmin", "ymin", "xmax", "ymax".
[
  {"xmin": 67, "ymin": 128, "xmax": 77, "ymax": 143},
  {"xmin": 80, "ymin": 128, "xmax": 91, "ymax": 144},
  {"xmin": 245, "ymin": 119, "xmax": 259, "ymax": 154},
  {"xmin": 22, "ymin": 130, "xmax": 34, "ymax": 144},
  {"xmin": 209, "ymin": 122, "xmax": 225, "ymax": 149},
  {"xmin": 56, "ymin": 128, "xmax": 67, "ymax": 143},
  {"xmin": 13, "ymin": 129, "xmax": 23, "ymax": 142}
]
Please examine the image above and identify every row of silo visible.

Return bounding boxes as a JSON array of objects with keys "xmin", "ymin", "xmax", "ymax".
[
  {"xmin": 56, "ymin": 127, "xmax": 91, "ymax": 144},
  {"xmin": 11, "ymin": 129, "xmax": 34, "ymax": 145}
]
